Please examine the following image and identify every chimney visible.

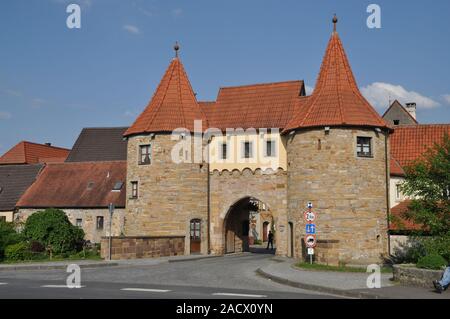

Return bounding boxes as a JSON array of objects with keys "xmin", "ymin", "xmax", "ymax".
[
  {"xmin": 405, "ymin": 102, "xmax": 417, "ymax": 120},
  {"xmin": 45, "ymin": 142, "xmax": 52, "ymax": 146}
]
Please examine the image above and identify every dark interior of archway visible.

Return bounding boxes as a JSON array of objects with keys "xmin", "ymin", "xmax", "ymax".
[{"xmin": 224, "ymin": 197, "xmax": 274, "ymax": 255}]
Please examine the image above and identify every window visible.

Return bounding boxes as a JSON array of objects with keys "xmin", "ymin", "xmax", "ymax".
[
  {"xmin": 393, "ymin": 120, "xmax": 400, "ymax": 126},
  {"xmin": 220, "ymin": 142, "xmax": 228, "ymax": 160},
  {"xmin": 76, "ymin": 219, "xmax": 82, "ymax": 227},
  {"xmin": 96, "ymin": 216, "xmax": 104, "ymax": 230},
  {"xmin": 87, "ymin": 182, "xmax": 94, "ymax": 190},
  {"xmin": 356, "ymin": 137, "xmax": 372, "ymax": 157},
  {"xmin": 396, "ymin": 184, "xmax": 402, "ymax": 200},
  {"xmin": 0, "ymin": 216, "xmax": 6, "ymax": 223},
  {"xmin": 112, "ymin": 181, "xmax": 123, "ymax": 192},
  {"xmin": 139, "ymin": 144, "xmax": 151, "ymax": 165},
  {"xmin": 265, "ymin": 140, "xmax": 276, "ymax": 157},
  {"xmin": 131, "ymin": 181, "xmax": 138, "ymax": 199},
  {"xmin": 242, "ymin": 141, "xmax": 253, "ymax": 159},
  {"xmin": 190, "ymin": 219, "xmax": 201, "ymax": 240}
]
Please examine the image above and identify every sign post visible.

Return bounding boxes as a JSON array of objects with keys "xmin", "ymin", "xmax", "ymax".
[
  {"xmin": 108, "ymin": 203, "xmax": 114, "ymax": 261},
  {"xmin": 303, "ymin": 203, "xmax": 317, "ymax": 265}
]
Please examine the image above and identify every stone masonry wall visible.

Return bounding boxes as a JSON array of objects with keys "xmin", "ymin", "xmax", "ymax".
[
  {"xmin": 210, "ymin": 168, "xmax": 288, "ymax": 256},
  {"xmin": 287, "ymin": 128, "xmax": 389, "ymax": 265},
  {"xmin": 124, "ymin": 134, "xmax": 208, "ymax": 255},
  {"xmin": 16, "ymin": 208, "xmax": 125, "ymax": 243},
  {"xmin": 100, "ymin": 236, "xmax": 185, "ymax": 260}
]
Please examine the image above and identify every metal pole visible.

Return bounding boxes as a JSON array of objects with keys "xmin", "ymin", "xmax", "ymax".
[{"xmin": 108, "ymin": 203, "xmax": 114, "ymax": 261}]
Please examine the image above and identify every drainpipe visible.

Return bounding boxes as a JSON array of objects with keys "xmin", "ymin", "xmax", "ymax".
[
  {"xmin": 384, "ymin": 131, "xmax": 391, "ymax": 256},
  {"xmin": 207, "ymin": 139, "xmax": 211, "ymax": 255}
]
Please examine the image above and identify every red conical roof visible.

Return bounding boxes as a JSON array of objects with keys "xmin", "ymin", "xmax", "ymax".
[
  {"xmin": 284, "ymin": 30, "xmax": 389, "ymax": 132},
  {"xmin": 124, "ymin": 57, "xmax": 207, "ymax": 137}
]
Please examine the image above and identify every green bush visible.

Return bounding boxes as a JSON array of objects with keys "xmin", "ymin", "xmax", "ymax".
[
  {"xmin": 4, "ymin": 242, "xmax": 32, "ymax": 261},
  {"xmin": 0, "ymin": 220, "xmax": 23, "ymax": 261},
  {"xmin": 23, "ymin": 208, "xmax": 85, "ymax": 255},
  {"xmin": 416, "ymin": 254, "xmax": 448, "ymax": 270}
]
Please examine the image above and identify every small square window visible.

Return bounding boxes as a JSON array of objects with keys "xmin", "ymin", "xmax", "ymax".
[
  {"xmin": 139, "ymin": 144, "xmax": 151, "ymax": 165},
  {"xmin": 242, "ymin": 142, "xmax": 253, "ymax": 159},
  {"xmin": 265, "ymin": 140, "xmax": 276, "ymax": 157},
  {"xmin": 393, "ymin": 120, "xmax": 400, "ymax": 126},
  {"xmin": 76, "ymin": 219, "xmax": 82, "ymax": 227},
  {"xmin": 131, "ymin": 181, "xmax": 138, "ymax": 199},
  {"xmin": 96, "ymin": 216, "xmax": 104, "ymax": 230},
  {"xmin": 356, "ymin": 137, "xmax": 372, "ymax": 157}
]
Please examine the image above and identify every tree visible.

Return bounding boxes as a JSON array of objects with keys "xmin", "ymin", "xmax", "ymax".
[
  {"xmin": 0, "ymin": 220, "xmax": 23, "ymax": 260},
  {"xmin": 23, "ymin": 208, "xmax": 85, "ymax": 255},
  {"xmin": 401, "ymin": 133, "xmax": 450, "ymax": 260}
]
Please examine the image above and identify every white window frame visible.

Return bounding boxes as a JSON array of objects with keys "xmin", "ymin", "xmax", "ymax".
[
  {"xmin": 241, "ymin": 141, "xmax": 254, "ymax": 159},
  {"xmin": 265, "ymin": 139, "xmax": 276, "ymax": 158}
]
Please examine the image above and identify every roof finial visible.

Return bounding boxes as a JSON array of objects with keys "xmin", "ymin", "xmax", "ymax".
[
  {"xmin": 332, "ymin": 14, "xmax": 338, "ymax": 32},
  {"xmin": 174, "ymin": 41, "xmax": 180, "ymax": 58}
]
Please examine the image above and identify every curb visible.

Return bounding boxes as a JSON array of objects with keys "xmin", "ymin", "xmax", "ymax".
[
  {"xmin": 0, "ymin": 262, "xmax": 119, "ymax": 272},
  {"xmin": 256, "ymin": 267, "xmax": 388, "ymax": 299}
]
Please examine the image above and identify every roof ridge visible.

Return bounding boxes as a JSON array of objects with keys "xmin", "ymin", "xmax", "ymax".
[
  {"xmin": 219, "ymin": 80, "xmax": 302, "ymax": 91},
  {"xmin": 22, "ymin": 141, "xmax": 70, "ymax": 151}
]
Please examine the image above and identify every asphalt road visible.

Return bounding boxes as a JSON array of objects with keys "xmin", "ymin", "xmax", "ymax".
[{"xmin": 0, "ymin": 253, "xmax": 339, "ymax": 299}]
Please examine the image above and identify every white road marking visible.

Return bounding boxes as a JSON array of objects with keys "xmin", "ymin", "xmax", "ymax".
[
  {"xmin": 41, "ymin": 285, "xmax": 86, "ymax": 289},
  {"xmin": 0, "ymin": 283, "xmax": 8, "ymax": 285},
  {"xmin": 212, "ymin": 292, "xmax": 267, "ymax": 298},
  {"xmin": 121, "ymin": 288, "xmax": 171, "ymax": 293}
]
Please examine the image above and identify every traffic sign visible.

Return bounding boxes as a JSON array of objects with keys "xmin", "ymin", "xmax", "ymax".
[
  {"xmin": 305, "ymin": 224, "xmax": 316, "ymax": 234},
  {"xmin": 305, "ymin": 235, "xmax": 316, "ymax": 248},
  {"xmin": 307, "ymin": 202, "xmax": 313, "ymax": 209},
  {"xmin": 303, "ymin": 211, "xmax": 317, "ymax": 222},
  {"xmin": 307, "ymin": 248, "xmax": 314, "ymax": 255}
]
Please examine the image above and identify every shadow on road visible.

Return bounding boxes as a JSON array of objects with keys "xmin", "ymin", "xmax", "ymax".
[{"xmin": 249, "ymin": 245, "xmax": 276, "ymax": 255}]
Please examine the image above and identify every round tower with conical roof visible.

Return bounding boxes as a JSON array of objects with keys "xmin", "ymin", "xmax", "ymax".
[
  {"xmin": 122, "ymin": 45, "xmax": 209, "ymax": 256},
  {"xmin": 284, "ymin": 17, "xmax": 391, "ymax": 265}
]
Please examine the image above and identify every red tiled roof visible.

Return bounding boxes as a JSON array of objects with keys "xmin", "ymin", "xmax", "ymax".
[
  {"xmin": 389, "ymin": 200, "xmax": 422, "ymax": 231},
  {"xmin": 390, "ymin": 124, "xmax": 450, "ymax": 168},
  {"xmin": 202, "ymin": 81, "xmax": 306, "ymax": 130},
  {"xmin": 17, "ymin": 161, "xmax": 126, "ymax": 208},
  {"xmin": 124, "ymin": 57, "xmax": 207, "ymax": 136},
  {"xmin": 0, "ymin": 141, "xmax": 70, "ymax": 165},
  {"xmin": 390, "ymin": 156, "xmax": 405, "ymax": 177},
  {"xmin": 283, "ymin": 31, "xmax": 389, "ymax": 132}
]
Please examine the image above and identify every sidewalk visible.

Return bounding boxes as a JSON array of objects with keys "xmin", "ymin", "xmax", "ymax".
[
  {"xmin": 258, "ymin": 258, "xmax": 450, "ymax": 299},
  {"xmin": 0, "ymin": 254, "xmax": 220, "ymax": 272}
]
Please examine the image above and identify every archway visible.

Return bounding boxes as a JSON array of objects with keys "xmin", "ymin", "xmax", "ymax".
[{"xmin": 224, "ymin": 197, "xmax": 274, "ymax": 254}]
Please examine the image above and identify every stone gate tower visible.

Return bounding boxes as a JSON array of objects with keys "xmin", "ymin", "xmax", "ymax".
[
  {"xmin": 283, "ymin": 17, "xmax": 391, "ymax": 265},
  {"xmin": 123, "ymin": 48, "xmax": 209, "ymax": 255}
]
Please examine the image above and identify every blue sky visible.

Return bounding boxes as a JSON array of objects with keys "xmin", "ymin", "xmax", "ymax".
[{"xmin": 1, "ymin": 0, "xmax": 450, "ymax": 154}]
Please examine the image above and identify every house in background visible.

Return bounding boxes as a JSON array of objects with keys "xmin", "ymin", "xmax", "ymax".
[
  {"xmin": 0, "ymin": 141, "xmax": 70, "ymax": 165},
  {"xmin": 65, "ymin": 127, "xmax": 128, "ymax": 163},
  {"xmin": 12, "ymin": 127, "xmax": 129, "ymax": 242},
  {"xmin": 0, "ymin": 164, "xmax": 44, "ymax": 222},
  {"xmin": 382, "ymin": 100, "xmax": 418, "ymax": 127},
  {"xmin": 15, "ymin": 161, "xmax": 126, "ymax": 243},
  {"xmin": 0, "ymin": 141, "xmax": 70, "ymax": 222}
]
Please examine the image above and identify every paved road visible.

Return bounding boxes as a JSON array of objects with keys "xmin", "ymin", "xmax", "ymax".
[{"xmin": 0, "ymin": 253, "xmax": 339, "ymax": 299}]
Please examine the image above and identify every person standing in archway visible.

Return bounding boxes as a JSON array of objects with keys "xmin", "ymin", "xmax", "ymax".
[{"xmin": 266, "ymin": 231, "xmax": 274, "ymax": 250}]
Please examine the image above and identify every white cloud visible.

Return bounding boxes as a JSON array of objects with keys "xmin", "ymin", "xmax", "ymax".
[
  {"xmin": 123, "ymin": 24, "xmax": 140, "ymax": 35},
  {"xmin": 442, "ymin": 94, "xmax": 450, "ymax": 105},
  {"xmin": 31, "ymin": 98, "xmax": 46, "ymax": 108},
  {"xmin": 3, "ymin": 89, "xmax": 22, "ymax": 97},
  {"xmin": 172, "ymin": 8, "xmax": 183, "ymax": 18},
  {"xmin": 0, "ymin": 111, "xmax": 11, "ymax": 120},
  {"xmin": 305, "ymin": 85, "xmax": 314, "ymax": 95},
  {"xmin": 360, "ymin": 82, "xmax": 440, "ymax": 110}
]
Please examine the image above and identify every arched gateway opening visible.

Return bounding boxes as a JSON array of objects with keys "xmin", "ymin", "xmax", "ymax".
[{"xmin": 224, "ymin": 197, "xmax": 274, "ymax": 254}]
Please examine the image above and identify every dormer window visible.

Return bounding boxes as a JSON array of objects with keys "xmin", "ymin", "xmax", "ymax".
[
  {"xmin": 356, "ymin": 137, "xmax": 372, "ymax": 158},
  {"xmin": 112, "ymin": 181, "xmax": 123, "ymax": 192},
  {"xmin": 87, "ymin": 182, "xmax": 94, "ymax": 190},
  {"xmin": 139, "ymin": 144, "xmax": 151, "ymax": 165}
]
